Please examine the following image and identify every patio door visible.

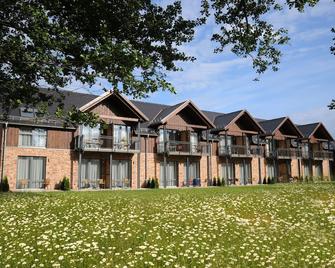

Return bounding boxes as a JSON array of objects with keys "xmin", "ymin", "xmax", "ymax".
[
  {"xmin": 184, "ymin": 162, "xmax": 200, "ymax": 186},
  {"xmin": 80, "ymin": 159, "xmax": 101, "ymax": 188},
  {"xmin": 160, "ymin": 162, "xmax": 178, "ymax": 187},
  {"xmin": 17, "ymin": 156, "xmax": 46, "ymax": 189},
  {"xmin": 239, "ymin": 161, "xmax": 251, "ymax": 185},
  {"xmin": 220, "ymin": 162, "xmax": 234, "ymax": 185},
  {"xmin": 112, "ymin": 160, "xmax": 131, "ymax": 188}
]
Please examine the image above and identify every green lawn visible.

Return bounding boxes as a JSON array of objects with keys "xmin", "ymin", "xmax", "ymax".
[{"xmin": 1, "ymin": 184, "xmax": 335, "ymax": 268}]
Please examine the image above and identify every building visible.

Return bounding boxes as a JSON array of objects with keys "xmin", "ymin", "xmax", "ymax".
[{"xmin": 0, "ymin": 90, "xmax": 334, "ymax": 190}]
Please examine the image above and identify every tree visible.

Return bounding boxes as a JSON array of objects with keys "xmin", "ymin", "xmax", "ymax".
[
  {"xmin": 329, "ymin": 100, "xmax": 335, "ymax": 110},
  {"xmin": 1, "ymin": 0, "xmax": 333, "ymax": 125}
]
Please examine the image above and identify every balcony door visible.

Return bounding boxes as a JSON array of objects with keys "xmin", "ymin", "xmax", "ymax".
[
  {"xmin": 81, "ymin": 125, "xmax": 101, "ymax": 148},
  {"xmin": 219, "ymin": 136, "xmax": 232, "ymax": 155},
  {"xmin": 190, "ymin": 132, "xmax": 198, "ymax": 153},
  {"xmin": 314, "ymin": 161, "xmax": 323, "ymax": 177},
  {"xmin": 160, "ymin": 162, "xmax": 178, "ymax": 187},
  {"xmin": 113, "ymin": 125, "xmax": 131, "ymax": 150},
  {"xmin": 112, "ymin": 160, "xmax": 131, "ymax": 188}
]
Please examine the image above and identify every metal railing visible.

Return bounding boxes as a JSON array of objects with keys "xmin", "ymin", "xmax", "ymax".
[
  {"xmin": 276, "ymin": 148, "xmax": 301, "ymax": 159},
  {"xmin": 157, "ymin": 141, "xmax": 209, "ymax": 155},
  {"xmin": 312, "ymin": 151, "xmax": 333, "ymax": 160},
  {"xmin": 75, "ymin": 135, "xmax": 140, "ymax": 152},
  {"xmin": 218, "ymin": 145, "xmax": 263, "ymax": 157}
]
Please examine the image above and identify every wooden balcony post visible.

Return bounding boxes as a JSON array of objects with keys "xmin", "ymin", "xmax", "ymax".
[
  {"xmin": 186, "ymin": 156, "xmax": 190, "ymax": 187},
  {"xmin": 297, "ymin": 139, "xmax": 301, "ymax": 178},
  {"xmin": 225, "ymin": 131, "xmax": 229, "ymax": 185},
  {"xmin": 257, "ymin": 133, "xmax": 262, "ymax": 184},
  {"xmin": 78, "ymin": 151, "xmax": 82, "ymax": 190},
  {"xmin": 109, "ymin": 153, "xmax": 113, "ymax": 189},
  {"xmin": 308, "ymin": 139, "xmax": 313, "ymax": 176},
  {"xmin": 206, "ymin": 130, "xmax": 211, "ymax": 186}
]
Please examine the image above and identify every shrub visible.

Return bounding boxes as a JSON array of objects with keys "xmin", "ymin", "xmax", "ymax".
[
  {"xmin": 0, "ymin": 176, "xmax": 9, "ymax": 192},
  {"xmin": 60, "ymin": 176, "xmax": 70, "ymax": 191},
  {"xmin": 154, "ymin": 178, "xmax": 159, "ymax": 188},
  {"xmin": 149, "ymin": 178, "xmax": 155, "ymax": 189},
  {"xmin": 221, "ymin": 178, "xmax": 225, "ymax": 187},
  {"xmin": 217, "ymin": 178, "xmax": 222, "ymax": 186},
  {"xmin": 213, "ymin": 177, "xmax": 217, "ymax": 186}
]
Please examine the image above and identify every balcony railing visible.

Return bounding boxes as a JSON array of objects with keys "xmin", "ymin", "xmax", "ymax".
[
  {"xmin": 157, "ymin": 141, "xmax": 209, "ymax": 155},
  {"xmin": 312, "ymin": 151, "xmax": 333, "ymax": 160},
  {"xmin": 218, "ymin": 145, "xmax": 263, "ymax": 157},
  {"xmin": 75, "ymin": 135, "xmax": 140, "ymax": 153},
  {"xmin": 275, "ymin": 148, "xmax": 301, "ymax": 159}
]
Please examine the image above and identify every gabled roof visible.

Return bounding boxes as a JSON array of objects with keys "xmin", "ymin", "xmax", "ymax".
[
  {"xmin": 213, "ymin": 110, "xmax": 265, "ymax": 133},
  {"xmin": 259, "ymin": 117, "xmax": 303, "ymax": 137},
  {"xmin": 298, "ymin": 122, "xmax": 334, "ymax": 141},
  {"xmin": 149, "ymin": 100, "xmax": 215, "ymax": 128},
  {"xmin": 259, "ymin": 117, "xmax": 287, "ymax": 134},
  {"xmin": 80, "ymin": 90, "xmax": 149, "ymax": 121}
]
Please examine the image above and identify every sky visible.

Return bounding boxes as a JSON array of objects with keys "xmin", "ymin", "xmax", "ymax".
[{"xmin": 66, "ymin": 0, "xmax": 335, "ymax": 136}]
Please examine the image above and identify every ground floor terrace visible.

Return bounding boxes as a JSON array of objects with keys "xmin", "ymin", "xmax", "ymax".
[
  {"xmin": 1, "ymin": 184, "xmax": 335, "ymax": 267},
  {"xmin": 1, "ymin": 147, "xmax": 334, "ymax": 190}
]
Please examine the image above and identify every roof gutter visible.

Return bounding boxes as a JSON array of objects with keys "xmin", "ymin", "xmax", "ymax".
[{"xmin": 0, "ymin": 122, "xmax": 8, "ymax": 182}]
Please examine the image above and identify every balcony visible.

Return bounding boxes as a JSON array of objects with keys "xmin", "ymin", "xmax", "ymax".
[
  {"xmin": 312, "ymin": 151, "xmax": 333, "ymax": 160},
  {"xmin": 157, "ymin": 141, "xmax": 209, "ymax": 156},
  {"xmin": 218, "ymin": 145, "xmax": 263, "ymax": 158},
  {"xmin": 276, "ymin": 148, "xmax": 301, "ymax": 159},
  {"xmin": 75, "ymin": 135, "xmax": 140, "ymax": 153}
]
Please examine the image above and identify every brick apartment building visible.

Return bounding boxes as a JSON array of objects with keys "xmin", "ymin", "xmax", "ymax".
[{"xmin": 0, "ymin": 90, "xmax": 334, "ymax": 190}]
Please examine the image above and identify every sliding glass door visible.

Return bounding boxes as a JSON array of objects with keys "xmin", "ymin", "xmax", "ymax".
[
  {"xmin": 17, "ymin": 157, "xmax": 46, "ymax": 189},
  {"xmin": 220, "ymin": 162, "xmax": 234, "ymax": 185},
  {"xmin": 112, "ymin": 160, "xmax": 131, "ymax": 188},
  {"xmin": 80, "ymin": 159, "xmax": 101, "ymax": 188},
  {"xmin": 184, "ymin": 162, "xmax": 200, "ymax": 186},
  {"xmin": 239, "ymin": 161, "xmax": 251, "ymax": 185},
  {"xmin": 160, "ymin": 162, "xmax": 178, "ymax": 187}
]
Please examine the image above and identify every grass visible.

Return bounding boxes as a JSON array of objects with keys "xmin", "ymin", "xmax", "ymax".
[{"xmin": 0, "ymin": 184, "xmax": 335, "ymax": 267}]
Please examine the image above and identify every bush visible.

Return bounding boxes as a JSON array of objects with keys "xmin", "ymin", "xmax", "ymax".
[
  {"xmin": 154, "ymin": 178, "xmax": 159, "ymax": 188},
  {"xmin": 213, "ymin": 177, "xmax": 217, "ymax": 186},
  {"xmin": 60, "ymin": 176, "xmax": 70, "ymax": 191},
  {"xmin": 220, "ymin": 178, "xmax": 225, "ymax": 187},
  {"xmin": 217, "ymin": 178, "xmax": 222, "ymax": 186},
  {"xmin": 0, "ymin": 176, "xmax": 9, "ymax": 192},
  {"xmin": 263, "ymin": 177, "xmax": 267, "ymax": 184}
]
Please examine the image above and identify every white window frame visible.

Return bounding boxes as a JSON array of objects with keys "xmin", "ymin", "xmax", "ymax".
[{"xmin": 19, "ymin": 128, "xmax": 47, "ymax": 148}]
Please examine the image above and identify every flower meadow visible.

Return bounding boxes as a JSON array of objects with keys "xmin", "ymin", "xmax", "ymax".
[{"xmin": 0, "ymin": 184, "xmax": 335, "ymax": 268}]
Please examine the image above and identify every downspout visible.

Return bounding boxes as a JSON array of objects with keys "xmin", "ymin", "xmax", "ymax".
[
  {"xmin": 145, "ymin": 134, "xmax": 148, "ymax": 182},
  {"xmin": 257, "ymin": 133, "xmax": 262, "ymax": 184},
  {"xmin": 206, "ymin": 129, "xmax": 210, "ymax": 187},
  {"xmin": 137, "ymin": 121, "xmax": 141, "ymax": 189},
  {"xmin": 308, "ymin": 138, "xmax": 313, "ymax": 177},
  {"xmin": 225, "ymin": 130, "xmax": 229, "ymax": 185},
  {"xmin": 163, "ymin": 125, "xmax": 167, "ymax": 188},
  {"xmin": 0, "ymin": 122, "xmax": 8, "ymax": 182}
]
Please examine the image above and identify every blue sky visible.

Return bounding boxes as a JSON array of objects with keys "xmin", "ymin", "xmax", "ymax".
[{"xmin": 67, "ymin": 0, "xmax": 335, "ymax": 136}]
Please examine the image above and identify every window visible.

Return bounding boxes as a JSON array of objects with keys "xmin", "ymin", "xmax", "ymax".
[
  {"xmin": 112, "ymin": 160, "xmax": 131, "ymax": 188},
  {"xmin": 219, "ymin": 136, "xmax": 232, "ymax": 155},
  {"xmin": 184, "ymin": 162, "xmax": 200, "ymax": 186},
  {"xmin": 17, "ymin": 156, "xmax": 46, "ymax": 189},
  {"xmin": 19, "ymin": 128, "xmax": 47, "ymax": 147},
  {"xmin": 80, "ymin": 159, "xmax": 101, "ymax": 188},
  {"xmin": 160, "ymin": 162, "xmax": 178, "ymax": 187}
]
